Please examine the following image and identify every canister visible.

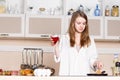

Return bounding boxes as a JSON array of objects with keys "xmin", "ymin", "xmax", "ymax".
[
  {"xmin": 105, "ymin": 5, "xmax": 110, "ymax": 16},
  {"xmin": 0, "ymin": 0, "xmax": 6, "ymax": 13},
  {"xmin": 111, "ymin": 5, "xmax": 119, "ymax": 17}
]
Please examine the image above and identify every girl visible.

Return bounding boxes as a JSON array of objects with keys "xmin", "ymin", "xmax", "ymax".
[{"xmin": 51, "ymin": 10, "xmax": 103, "ymax": 76}]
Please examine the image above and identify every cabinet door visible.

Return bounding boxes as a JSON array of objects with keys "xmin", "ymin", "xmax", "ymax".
[
  {"xmin": 0, "ymin": 14, "xmax": 25, "ymax": 37},
  {"xmin": 105, "ymin": 17, "xmax": 120, "ymax": 40},
  {"xmin": 66, "ymin": 16, "xmax": 104, "ymax": 39},
  {"xmin": 25, "ymin": 15, "xmax": 64, "ymax": 38},
  {"xmin": 88, "ymin": 17, "xmax": 103, "ymax": 39}
]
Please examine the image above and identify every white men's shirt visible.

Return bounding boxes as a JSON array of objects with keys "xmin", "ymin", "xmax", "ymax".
[{"xmin": 54, "ymin": 34, "xmax": 98, "ymax": 76}]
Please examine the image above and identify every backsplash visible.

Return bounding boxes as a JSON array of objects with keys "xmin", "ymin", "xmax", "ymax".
[{"xmin": 0, "ymin": 39, "xmax": 119, "ymax": 76}]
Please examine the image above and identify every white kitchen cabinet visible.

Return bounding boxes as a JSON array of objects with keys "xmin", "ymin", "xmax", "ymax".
[
  {"xmin": 88, "ymin": 17, "xmax": 103, "ymax": 39},
  {"xmin": 105, "ymin": 17, "xmax": 120, "ymax": 40},
  {"xmin": 0, "ymin": 0, "xmax": 119, "ymax": 40},
  {"xmin": 25, "ymin": 15, "xmax": 64, "ymax": 38},
  {"xmin": 64, "ymin": 0, "xmax": 105, "ymax": 40},
  {"xmin": 0, "ymin": 14, "xmax": 25, "ymax": 38},
  {"xmin": 65, "ymin": 16, "xmax": 104, "ymax": 39},
  {"xmin": 64, "ymin": 0, "xmax": 120, "ymax": 40}
]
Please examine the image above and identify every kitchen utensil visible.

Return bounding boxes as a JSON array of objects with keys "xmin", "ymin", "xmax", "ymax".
[
  {"xmin": 87, "ymin": 73, "xmax": 107, "ymax": 76},
  {"xmin": 32, "ymin": 49, "xmax": 39, "ymax": 70},
  {"xmin": 101, "ymin": 71, "xmax": 106, "ymax": 74},
  {"xmin": 29, "ymin": 49, "xmax": 33, "ymax": 69},
  {"xmin": 37, "ymin": 48, "xmax": 45, "ymax": 67},
  {"xmin": 20, "ymin": 49, "xmax": 29, "ymax": 69},
  {"xmin": 24, "ymin": 48, "xmax": 31, "ymax": 69}
]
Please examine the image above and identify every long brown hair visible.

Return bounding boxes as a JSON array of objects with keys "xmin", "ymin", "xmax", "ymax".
[{"xmin": 68, "ymin": 10, "xmax": 91, "ymax": 47}]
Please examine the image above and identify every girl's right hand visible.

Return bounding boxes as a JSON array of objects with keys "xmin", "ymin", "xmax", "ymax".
[{"xmin": 50, "ymin": 35, "xmax": 59, "ymax": 46}]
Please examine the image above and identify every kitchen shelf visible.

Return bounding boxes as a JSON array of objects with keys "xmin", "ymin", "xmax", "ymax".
[{"xmin": 24, "ymin": 0, "xmax": 63, "ymax": 15}]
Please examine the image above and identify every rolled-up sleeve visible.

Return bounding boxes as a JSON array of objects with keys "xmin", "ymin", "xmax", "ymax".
[
  {"xmin": 54, "ymin": 55, "xmax": 60, "ymax": 62},
  {"xmin": 54, "ymin": 35, "xmax": 65, "ymax": 63},
  {"xmin": 88, "ymin": 37, "xmax": 98, "ymax": 69}
]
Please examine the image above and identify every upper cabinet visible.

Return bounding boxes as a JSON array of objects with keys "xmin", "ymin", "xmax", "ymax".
[
  {"xmin": 103, "ymin": 0, "xmax": 120, "ymax": 40},
  {"xmin": 0, "ymin": 14, "xmax": 25, "ymax": 38},
  {"xmin": 25, "ymin": 15, "xmax": 64, "ymax": 38},
  {"xmin": 88, "ymin": 16, "xmax": 103, "ymax": 39},
  {"xmin": 0, "ymin": 0, "xmax": 120, "ymax": 40},
  {"xmin": 0, "ymin": 0, "xmax": 25, "ymax": 38},
  {"xmin": 105, "ymin": 17, "xmax": 120, "ymax": 40}
]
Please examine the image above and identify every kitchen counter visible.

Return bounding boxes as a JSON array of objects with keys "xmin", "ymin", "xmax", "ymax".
[{"xmin": 0, "ymin": 76, "xmax": 120, "ymax": 80}]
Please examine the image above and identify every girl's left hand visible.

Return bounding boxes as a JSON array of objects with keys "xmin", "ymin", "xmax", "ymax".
[{"xmin": 93, "ymin": 60, "xmax": 103, "ymax": 70}]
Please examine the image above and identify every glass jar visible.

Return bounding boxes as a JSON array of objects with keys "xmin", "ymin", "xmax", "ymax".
[
  {"xmin": 105, "ymin": 5, "xmax": 110, "ymax": 16},
  {"xmin": 0, "ymin": 0, "xmax": 6, "ymax": 13},
  {"xmin": 111, "ymin": 5, "xmax": 119, "ymax": 17}
]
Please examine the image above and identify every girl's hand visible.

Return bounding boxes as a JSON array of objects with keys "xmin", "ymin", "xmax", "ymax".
[
  {"xmin": 50, "ymin": 37, "xmax": 56, "ymax": 46},
  {"xmin": 50, "ymin": 35, "xmax": 59, "ymax": 46},
  {"xmin": 94, "ymin": 61, "xmax": 103, "ymax": 69},
  {"xmin": 93, "ymin": 60, "xmax": 103, "ymax": 74}
]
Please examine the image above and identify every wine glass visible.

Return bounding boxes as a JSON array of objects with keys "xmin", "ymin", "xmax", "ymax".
[{"xmin": 50, "ymin": 34, "xmax": 59, "ymax": 45}]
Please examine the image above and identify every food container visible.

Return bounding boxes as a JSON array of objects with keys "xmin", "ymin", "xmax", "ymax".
[
  {"xmin": 0, "ymin": 0, "xmax": 6, "ymax": 13},
  {"xmin": 111, "ymin": 5, "xmax": 119, "ymax": 17},
  {"xmin": 105, "ymin": 5, "xmax": 110, "ymax": 16},
  {"xmin": 11, "ymin": 70, "xmax": 19, "ymax": 76}
]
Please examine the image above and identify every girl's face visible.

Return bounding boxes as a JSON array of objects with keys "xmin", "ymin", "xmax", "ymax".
[{"xmin": 74, "ymin": 16, "xmax": 86, "ymax": 33}]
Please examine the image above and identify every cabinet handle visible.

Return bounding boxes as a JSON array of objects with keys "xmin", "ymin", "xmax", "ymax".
[
  {"xmin": 0, "ymin": 34, "xmax": 9, "ymax": 37},
  {"xmin": 40, "ymin": 34, "xmax": 50, "ymax": 38},
  {"xmin": 119, "ymin": 37, "xmax": 120, "ymax": 42}
]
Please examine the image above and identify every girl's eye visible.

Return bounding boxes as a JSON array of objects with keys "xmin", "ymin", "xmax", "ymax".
[
  {"xmin": 83, "ymin": 23, "xmax": 86, "ymax": 25},
  {"xmin": 76, "ymin": 22, "xmax": 86, "ymax": 25}
]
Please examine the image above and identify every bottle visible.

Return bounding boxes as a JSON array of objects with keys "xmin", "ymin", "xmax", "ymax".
[
  {"xmin": 113, "ymin": 53, "xmax": 119, "ymax": 76},
  {"xmin": 94, "ymin": 4, "xmax": 100, "ymax": 16},
  {"xmin": 79, "ymin": 4, "xmax": 84, "ymax": 12},
  {"xmin": 113, "ymin": 53, "xmax": 119, "ymax": 65},
  {"xmin": 115, "ymin": 62, "xmax": 120, "ymax": 76},
  {"xmin": 68, "ymin": 8, "xmax": 74, "ymax": 15},
  {"xmin": 0, "ymin": 0, "xmax": 6, "ymax": 13}
]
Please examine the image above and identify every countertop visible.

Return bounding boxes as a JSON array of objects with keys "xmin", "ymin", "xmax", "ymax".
[{"xmin": 0, "ymin": 76, "xmax": 120, "ymax": 80}]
